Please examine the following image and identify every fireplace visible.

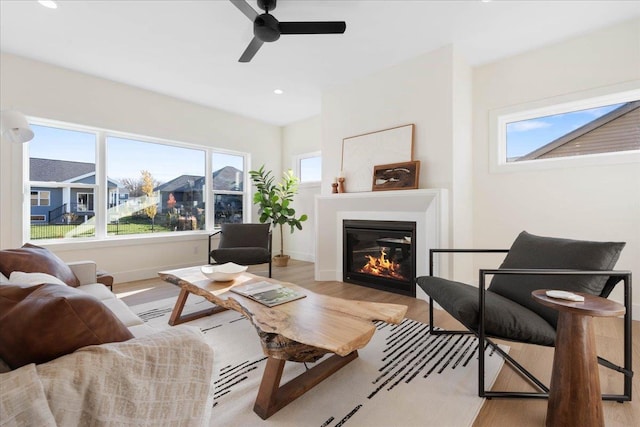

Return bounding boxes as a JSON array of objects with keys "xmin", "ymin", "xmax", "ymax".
[{"xmin": 343, "ymin": 220, "xmax": 416, "ymax": 297}]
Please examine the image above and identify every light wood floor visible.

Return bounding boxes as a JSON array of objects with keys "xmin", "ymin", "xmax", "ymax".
[{"xmin": 118, "ymin": 260, "xmax": 639, "ymax": 426}]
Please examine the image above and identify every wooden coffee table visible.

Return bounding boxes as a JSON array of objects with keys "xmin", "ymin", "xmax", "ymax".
[{"xmin": 158, "ymin": 267, "xmax": 407, "ymax": 419}]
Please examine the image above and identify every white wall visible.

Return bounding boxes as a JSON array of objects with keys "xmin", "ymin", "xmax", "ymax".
[
  {"xmin": 0, "ymin": 53, "xmax": 282, "ymax": 282},
  {"xmin": 472, "ymin": 19, "xmax": 640, "ymax": 309},
  {"xmin": 321, "ymin": 45, "xmax": 473, "ymax": 279},
  {"xmin": 281, "ymin": 116, "xmax": 322, "ymax": 262}
]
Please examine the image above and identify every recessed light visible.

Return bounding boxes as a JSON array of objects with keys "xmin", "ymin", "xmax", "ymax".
[
  {"xmin": 273, "ymin": 89, "xmax": 284, "ymax": 95},
  {"xmin": 38, "ymin": 1, "xmax": 58, "ymax": 9}
]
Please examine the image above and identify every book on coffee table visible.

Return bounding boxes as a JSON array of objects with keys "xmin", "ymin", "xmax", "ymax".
[{"xmin": 230, "ymin": 281, "xmax": 306, "ymax": 307}]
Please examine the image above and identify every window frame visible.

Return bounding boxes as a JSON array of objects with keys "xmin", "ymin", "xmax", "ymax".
[
  {"xmin": 294, "ymin": 151, "xmax": 322, "ymax": 187},
  {"xmin": 24, "ymin": 117, "xmax": 251, "ymax": 244},
  {"xmin": 30, "ymin": 190, "xmax": 50, "ymax": 207},
  {"xmin": 76, "ymin": 191, "xmax": 95, "ymax": 212},
  {"xmin": 211, "ymin": 149, "xmax": 250, "ymax": 228},
  {"xmin": 489, "ymin": 82, "xmax": 640, "ymax": 173}
]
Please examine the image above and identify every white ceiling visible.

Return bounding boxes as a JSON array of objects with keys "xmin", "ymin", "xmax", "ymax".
[{"xmin": 1, "ymin": 0, "xmax": 639, "ymax": 126}]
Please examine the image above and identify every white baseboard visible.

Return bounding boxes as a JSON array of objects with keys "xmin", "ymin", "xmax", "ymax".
[
  {"xmin": 287, "ymin": 250, "xmax": 315, "ymax": 263},
  {"xmin": 633, "ymin": 303, "xmax": 640, "ymax": 321}
]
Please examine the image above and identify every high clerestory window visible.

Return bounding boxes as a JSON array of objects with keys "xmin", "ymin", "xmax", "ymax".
[
  {"xmin": 295, "ymin": 151, "xmax": 322, "ymax": 184},
  {"xmin": 490, "ymin": 85, "xmax": 640, "ymax": 172},
  {"xmin": 26, "ymin": 120, "xmax": 249, "ymax": 241}
]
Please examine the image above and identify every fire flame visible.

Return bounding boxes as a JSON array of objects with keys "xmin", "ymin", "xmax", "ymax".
[{"xmin": 358, "ymin": 249, "xmax": 406, "ymax": 280}]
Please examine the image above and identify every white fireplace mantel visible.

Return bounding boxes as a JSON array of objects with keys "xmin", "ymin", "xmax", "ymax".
[{"xmin": 314, "ymin": 189, "xmax": 449, "ymax": 298}]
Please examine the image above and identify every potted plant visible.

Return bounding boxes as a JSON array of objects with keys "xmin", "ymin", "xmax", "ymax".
[{"xmin": 249, "ymin": 165, "xmax": 308, "ymax": 267}]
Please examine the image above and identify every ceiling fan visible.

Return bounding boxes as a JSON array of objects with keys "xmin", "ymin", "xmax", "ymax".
[{"xmin": 230, "ymin": 0, "xmax": 346, "ymax": 62}]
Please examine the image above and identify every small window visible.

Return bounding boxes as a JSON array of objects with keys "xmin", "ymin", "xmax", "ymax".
[
  {"xmin": 507, "ymin": 102, "xmax": 639, "ymax": 162},
  {"xmin": 77, "ymin": 192, "xmax": 94, "ymax": 212},
  {"xmin": 30, "ymin": 215, "xmax": 46, "ymax": 222},
  {"xmin": 491, "ymin": 85, "xmax": 640, "ymax": 172},
  {"xmin": 296, "ymin": 152, "xmax": 322, "ymax": 183},
  {"xmin": 30, "ymin": 190, "xmax": 50, "ymax": 206}
]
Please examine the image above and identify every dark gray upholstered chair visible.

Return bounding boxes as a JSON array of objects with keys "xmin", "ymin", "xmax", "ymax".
[
  {"xmin": 208, "ymin": 223, "xmax": 272, "ymax": 278},
  {"xmin": 416, "ymin": 231, "xmax": 632, "ymax": 402}
]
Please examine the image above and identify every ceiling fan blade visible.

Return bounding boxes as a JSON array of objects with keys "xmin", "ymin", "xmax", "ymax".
[
  {"xmin": 239, "ymin": 37, "xmax": 264, "ymax": 62},
  {"xmin": 230, "ymin": 0, "xmax": 258, "ymax": 21},
  {"xmin": 279, "ymin": 21, "xmax": 346, "ymax": 35}
]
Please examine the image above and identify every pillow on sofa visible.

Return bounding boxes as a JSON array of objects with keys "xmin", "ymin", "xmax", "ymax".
[
  {"xmin": 0, "ymin": 284, "xmax": 134, "ymax": 369},
  {"xmin": 0, "ymin": 243, "xmax": 79, "ymax": 287},
  {"xmin": 9, "ymin": 271, "xmax": 68, "ymax": 287},
  {"xmin": 488, "ymin": 231, "xmax": 625, "ymax": 327}
]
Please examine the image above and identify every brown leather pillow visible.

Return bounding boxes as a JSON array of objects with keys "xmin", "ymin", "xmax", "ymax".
[
  {"xmin": 0, "ymin": 283, "xmax": 134, "ymax": 369},
  {"xmin": 0, "ymin": 243, "xmax": 79, "ymax": 287}
]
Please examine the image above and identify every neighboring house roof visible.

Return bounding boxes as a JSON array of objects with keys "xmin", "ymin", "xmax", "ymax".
[
  {"xmin": 30, "ymin": 158, "xmax": 120, "ymax": 188},
  {"xmin": 155, "ymin": 175, "xmax": 205, "ymax": 192},
  {"xmin": 518, "ymin": 101, "xmax": 640, "ymax": 161},
  {"xmin": 155, "ymin": 166, "xmax": 243, "ymax": 193},
  {"xmin": 30, "ymin": 158, "xmax": 94, "ymax": 181},
  {"xmin": 212, "ymin": 166, "xmax": 243, "ymax": 191}
]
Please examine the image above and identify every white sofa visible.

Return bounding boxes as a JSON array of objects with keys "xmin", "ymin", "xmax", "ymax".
[
  {"xmin": 67, "ymin": 261, "xmax": 157, "ymax": 337},
  {"xmin": 0, "ymin": 260, "xmax": 215, "ymax": 427}
]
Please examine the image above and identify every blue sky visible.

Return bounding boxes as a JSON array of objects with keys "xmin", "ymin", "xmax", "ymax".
[
  {"xmin": 506, "ymin": 103, "xmax": 623, "ymax": 159},
  {"xmin": 29, "ymin": 125, "xmax": 243, "ymax": 183}
]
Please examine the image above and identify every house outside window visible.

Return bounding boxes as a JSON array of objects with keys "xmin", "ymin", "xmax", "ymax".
[
  {"xmin": 212, "ymin": 152, "xmax": 245, "ymax": 227},
  {"xmin": 107, "ymin": 136, "xmax": 207, "ymax": 235},
  {"xmin": 28, "ymin": 124, "xmax": 97, "ymax": 240},
  {"xmin": 26, "ymin": 120, "xmax": 249, "ymax": 241},
  {"xmin": 490, "ymin": 85, "xmax": 640, "ymax": 172},
  {"xmin": 506, "ymin": 101, "xmax": 639, "ymax": 162}
]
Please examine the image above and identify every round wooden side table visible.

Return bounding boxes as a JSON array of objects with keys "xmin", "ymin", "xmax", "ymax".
[{"xmin": 532, "ymin": 289, "xmax": 625, "ymax": 427}]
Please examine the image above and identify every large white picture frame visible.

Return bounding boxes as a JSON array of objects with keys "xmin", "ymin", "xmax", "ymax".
[{"xmin": 341, "ymin": 124, "xmax": 414, "ymax": 193}]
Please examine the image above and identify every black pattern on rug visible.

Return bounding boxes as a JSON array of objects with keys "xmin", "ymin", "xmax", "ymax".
[
  {"xmin": 132, "ymin": 298, "xmax": 506, "ymax": 426},
  {"xmin": 203, "ymin": 316, "xmax": 498, "ymax": 426}
]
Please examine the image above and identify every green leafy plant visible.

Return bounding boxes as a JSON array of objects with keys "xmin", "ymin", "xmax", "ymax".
[{"xmin": 249, "ymin": 165, "xmax": 308, "ymax": 259}]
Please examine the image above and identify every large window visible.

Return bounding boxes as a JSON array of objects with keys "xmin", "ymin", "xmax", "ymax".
[
  {"xmin": 28, "ymin": 124, "xmax": 97, "ymax": 240},
  {"xmin": 107, "ymin": 136, "xmax": 206, "ymax": 236},
  {"xmin": 491, "ymin": 85, "xmax": 640, "ymax": 172},
  {"xmin": 26, "ymin": 120, "xmax": 249, "ymax": 241},
  {"xmin": 212, "ymin": 152, "xmax": 245, "ymax": 227}
]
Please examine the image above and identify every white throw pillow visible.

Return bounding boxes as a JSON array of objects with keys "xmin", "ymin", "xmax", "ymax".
[
  {"xmin": 0, "ymin": 272, "xmax": 9, "ymax": 284},
  {"xmin": 9, "ymin": 271, "xmax": 67, "ymax": 287}
]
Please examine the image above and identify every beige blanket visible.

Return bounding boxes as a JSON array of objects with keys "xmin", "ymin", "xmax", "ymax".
[{"xmin": 1, "ymin": 327, "xmax": 214, "ymax": 427}]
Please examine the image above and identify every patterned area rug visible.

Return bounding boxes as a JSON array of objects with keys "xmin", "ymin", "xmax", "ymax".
[{"xmin": 131, "ymin": 296, "xmax": 507, "ymax": 427}]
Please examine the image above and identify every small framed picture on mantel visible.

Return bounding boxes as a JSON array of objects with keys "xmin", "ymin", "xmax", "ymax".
[{"xmin": 372, "ymin": 160, "xmax": 420, "ymax": 191}]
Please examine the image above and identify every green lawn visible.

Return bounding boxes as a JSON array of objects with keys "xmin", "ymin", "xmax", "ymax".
[{"xmin": 30, "ymin": 222, "xmax": 173, "ymax": 239}]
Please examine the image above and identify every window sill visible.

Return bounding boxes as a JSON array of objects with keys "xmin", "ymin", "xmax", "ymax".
[{"xmin": 31, "ymin": 230, "xmax": 211, "ymax": 252}]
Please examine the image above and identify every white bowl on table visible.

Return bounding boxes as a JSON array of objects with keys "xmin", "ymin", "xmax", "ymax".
[{"xmin": 201, "ymin": 262, "xmax": 248, "ymax": 282}]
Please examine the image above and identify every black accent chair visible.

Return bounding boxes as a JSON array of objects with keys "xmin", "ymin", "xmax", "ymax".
[
  {"xmin": 416, "ymin": 231, "xmax": 632, "ymax": 402},
  {"xmin": 208, "ymin": 223, "xmax": 272, "ymax": 278}
]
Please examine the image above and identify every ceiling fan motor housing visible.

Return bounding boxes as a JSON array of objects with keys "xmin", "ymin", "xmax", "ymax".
[{"xmin": 254, "ymin": 13, "xmax": 280, "ymax": 42}]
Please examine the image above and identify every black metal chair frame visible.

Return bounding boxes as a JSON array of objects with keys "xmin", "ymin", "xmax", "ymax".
[
  {"xmin": 208, "ymin": 228, "xmax": 273, "ymax": 278},
  {"xmin": 426, "ymin": 248, "xmax": 633, "ymax": 402}
]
